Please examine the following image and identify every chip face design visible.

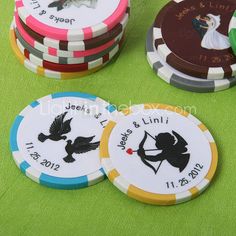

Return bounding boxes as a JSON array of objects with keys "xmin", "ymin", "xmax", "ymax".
[
  {"xmin": 10, "ymin": 92, "xmax": 118, "ymax": 189},
  {"xmin": 20, "ymin": 0, "xmax": 119, "ymax": 29}
]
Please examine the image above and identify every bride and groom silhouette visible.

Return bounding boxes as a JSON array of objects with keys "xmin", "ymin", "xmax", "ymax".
[{"xmin": 192, "ymin": 14, "xmax": 230, "ymax": 50}]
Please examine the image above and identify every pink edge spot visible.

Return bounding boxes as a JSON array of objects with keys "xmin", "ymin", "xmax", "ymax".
[
  {"xmin": 48, "ymin": 47, "xmax": 57, "ymax": 56},
  {"xmin": 15, "ymin": 12, "xmax": 35, "ymax": 47},
  {"xmin": 15, "ymin": 0, "xmax": 23, "ymax": 8},
  {"xmin": 104, "ymin": 0, "xmax": 128, "ymax": 30},
  {"xmin": 83, "ymin": 28, "xmax": 93, "ymax": 40}
]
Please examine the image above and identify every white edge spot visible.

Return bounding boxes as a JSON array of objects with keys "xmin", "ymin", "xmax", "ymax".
[
  {"xmin": 175, "ymin": 191, "xmax": 192, "ymax": 204},
  {"xmin": 207, "ymin": 68, "xmax": 224, "ymax": 80},
  {"xmin": 113, "ymin": 176, "xmax": 129, "ymax": 194}
]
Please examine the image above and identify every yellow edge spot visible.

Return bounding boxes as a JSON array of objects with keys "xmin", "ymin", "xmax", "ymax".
[
  {"xmin": 189, "ymin": 187, "xmax": 199, "ymax": 199},
  {"xmin": 128, "ymin": 185, "xmax": 176, "ymax": 205},
  {"xmin": 198, "ymin": 123, "xmax": 208, "ymax": 132},
  {"xmin": 37, "ymin": 67, "xmax": 45, "ymax": 76},
  {"xmin": 9, "ymin": 29, "xmax": 25, "ymax": 65},
  {"xmin": 144, "ymin": 104, "xmax": 189, "ymax": 117},
  {"xmin": 144, "ymin": 103, "xmax": 161, "ymax": 110},
  {"xmin": 100, "ymin": 121, "xmax": 116, "ymax": 158},
  {"xmin": 121, "ymin": 108, "xmax": 132, "ymax": 116},
  {"xmin": 206, "ymin": 142, "xmax": 218, "ymax": 181},
  {"xmin": 108, "ymin": 169, "xmax": 120, "ymax": 182}
]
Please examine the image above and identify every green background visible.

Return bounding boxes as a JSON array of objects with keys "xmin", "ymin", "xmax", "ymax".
[{"xmin": 0, "ymin": 0, "xmax": 235, "ymax": 235}]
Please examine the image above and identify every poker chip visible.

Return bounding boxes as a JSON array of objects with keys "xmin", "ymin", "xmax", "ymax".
[
  {"xmin": 14, "ymin": 20, "xmax": 122, "ymax": 59},
  {"xmin": 229, "ymin": 11, "xmax": 236, "ymax": 55},
  {"xmin": 15, "ymin": 28, "xmax": 123, "ymax": 73},
  {"xmin": 146, "ymin": 26, "xmax": 236, "ymax": 93},
  {"xmin": 10, "ymin": 92, "xmax": 118, "ymax": 189},
  {"xmin": 15, "ymin": 26, "xmax": 123, "ymax": 65},
  {"xmin": 18, "ymin": 8, "xmax": 129, "ymax": 51},
  {"xmin": 10, "ymin": 26, "xmax": 104, "ymax": 79},
  {"xmin": 100, "ymin": 104, "xmax": 218, "ymax": 205},
  {"xmin": 15, "ymin": 22, "xmax": 123, "ymax": 64},
  {"xmin": 15, "ymin": 0, "xmax": 129, "ymax": 41},
  {"xmin": 153, "ymin": 0, "xmax": 236, "ymax": 80}
]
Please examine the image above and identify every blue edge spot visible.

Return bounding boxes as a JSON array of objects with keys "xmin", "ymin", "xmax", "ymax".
[
  {"xmin": 39, "ymin": 168, "xmax": 106, "ymax": 189},
  {"xmin": 40, "ymin": 174, "xmax": 89, "ymax": 190},
  {"xmin": 30, "ymin": 100, "xmax": 40, "ymax": 108},
  {"xmin": 106, "ymin": 104, "xmax": 116, "ymax": 113},
  {"xmin": 10, "ymin": 115, "xmax": 23, "ymax": 152},
  {"xmin": 10, "ymin": 115, "xmax": 33, "ymax": 176},
  {"xmin": 10, "ymin": 101, "xmax": 39, "ymax": 152},
  {"xmin": 52, "ymin": 92, "xmax": 97, "ymax": 101},
  {"xmin": 20, "ymin": 161, "xmax": 31, "ymax": 174}
]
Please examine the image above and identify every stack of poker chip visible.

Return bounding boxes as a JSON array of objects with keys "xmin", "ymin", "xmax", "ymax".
[
  {"xmin": 10, "ymin": 0, "xmax": 130, "ymax": 79},
  {"xmin": 146, "ymin": 0, "xmax": 236, "ymax": 93}
]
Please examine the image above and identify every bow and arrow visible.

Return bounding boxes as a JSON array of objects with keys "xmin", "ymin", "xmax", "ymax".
[{"xmin": 126, "ymin": 130, "xmax": 190, "ymax": 174}]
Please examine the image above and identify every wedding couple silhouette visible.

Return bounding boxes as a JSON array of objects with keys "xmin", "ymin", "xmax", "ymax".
[{"xmin": 192, "ymin": 14, "xmax": 230, "ymax": 50}]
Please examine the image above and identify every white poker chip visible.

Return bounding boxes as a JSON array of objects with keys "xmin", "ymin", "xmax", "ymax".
[
  {"xmin": 10, "ymin": 92, "xmax": 118, "ymax": 189},
  {"xmin": 100, "ymin": 104, "xmax": 218, "ymax": 205}
]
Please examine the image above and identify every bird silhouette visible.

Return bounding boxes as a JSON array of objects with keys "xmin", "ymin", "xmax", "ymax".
[
  {"xmin": 38, "ymin": 112, "xmax": 72, "ymax": 142},
  {"xmin": 63, "ymin": 136, "xmax": 100, "ymax": 163}
]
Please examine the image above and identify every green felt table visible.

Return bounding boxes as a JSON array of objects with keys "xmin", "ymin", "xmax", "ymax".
[{"xmin": 0, "ymin": 0, "xmax": 236, "ymax": 235}]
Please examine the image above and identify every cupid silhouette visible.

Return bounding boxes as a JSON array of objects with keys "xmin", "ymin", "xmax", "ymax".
[{"xmin": 127, "ymin": 131, "xmax": 190, "ymax": 174}]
